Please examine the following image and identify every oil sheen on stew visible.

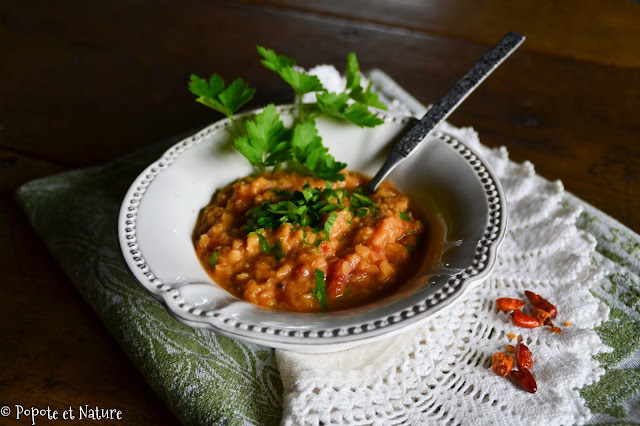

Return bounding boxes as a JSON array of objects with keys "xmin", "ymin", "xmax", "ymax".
[{"xmin": 193, "ymin": 171, "xmax": 441, "ymax": 312}]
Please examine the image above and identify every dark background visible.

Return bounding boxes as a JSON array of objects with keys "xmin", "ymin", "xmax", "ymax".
[{"xmin": 2, "ymin": 1, "xmax": 639, "ymax": 424}]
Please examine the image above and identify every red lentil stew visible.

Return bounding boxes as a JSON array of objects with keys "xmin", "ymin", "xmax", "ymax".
[{"xmin": 194, "ymin": 171, "xmax": 441, "ymax": 312}]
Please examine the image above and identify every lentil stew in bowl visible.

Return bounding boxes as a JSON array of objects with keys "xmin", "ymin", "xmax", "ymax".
[{"xmin": 194, "ymin": 171, "xmax": 443, "ymax": 312}]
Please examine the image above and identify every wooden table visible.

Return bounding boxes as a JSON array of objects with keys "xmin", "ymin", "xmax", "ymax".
[{"xmin": 2, "ymin": 1, "xmax": 638, "ymax": 424}]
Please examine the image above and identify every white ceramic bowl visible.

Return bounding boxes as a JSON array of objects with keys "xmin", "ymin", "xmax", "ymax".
[{"xmin": 118, "ymin": 105, "xmax": 506, "ymax": 353}]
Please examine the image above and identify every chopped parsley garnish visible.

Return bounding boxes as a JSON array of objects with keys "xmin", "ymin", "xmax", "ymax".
[
  {"xmin": 245, "ymin": 184, "xmax": 377, "ymax": 242},
  {"xmin": 273, "ymin": 240, "xmax": 285, "ymax": 260},
  {"xmin": 251, "ymin": 232, "xmax": 272, "ymax": 253},
  {"xmin": 350, "ymin": 190, "xmax": 374, "ymax": 208},
  {"xmin": 189, "ymin": 46, "xmax": 387, "ymax": 182},
  {"xmin": 209, "ymin": 251, "xmax": 218, "ymax": 267},
  {"xmin": 312, "ymin": 269, "xmax": 328, "ymax": 309},
  {"xmin": 324, "ymin": 211, "xmax": 338, "ymax": 240},
  {"xmin": 400, "ymin": 211, "xmax": 410, "ymax": 220},
  {"xmin": 351, "ymin": 189, "xmax": 376, "ymax": 217},
  {"xmin": 246, "ymin": 184, "xmax": 341, "ymax": 234},
  {"xmin": 249, "ymin": 231, "xmax": 287, "ymax": 260}
]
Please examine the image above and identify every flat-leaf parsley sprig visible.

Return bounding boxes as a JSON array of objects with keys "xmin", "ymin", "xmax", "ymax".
[
  {"xmin": 188, "ymin": 46, "xmax": 387, "ymax": 182},
  {"xmin": 188, "ymin": 74, "xmax": 255, "ymax": 136}
]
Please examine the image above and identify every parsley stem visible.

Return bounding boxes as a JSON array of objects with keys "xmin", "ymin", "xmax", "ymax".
[
  {"xmin": 229, "ymin": 116, "xmax": 243, "ymax": 137},
  {"xmin": 298, "ymin": 96, "xmax": 305, "ymax": 122}
]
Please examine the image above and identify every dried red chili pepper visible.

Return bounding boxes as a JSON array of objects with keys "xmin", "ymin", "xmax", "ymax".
[
  {"xmin": 510, "ymin": 368, "xmax": 537, "ymax": 393},
  {"xmin": 492, "ymin": 352, "xmax": 514, "ymax": 377},
  {"xmin": 511, "ymin": 310, "xmax": 540, "ymax": 328},
  {"xmin": 515, "ymin": 342, "xmax": 534, "ymax": 370},
  {"xmin": 496, "ymin": 298, "xmax": 526, "ymax": 311},
  {"xmin": 530, "ymin": 308, "xmax": 551, "ymax": 326},
  {"xmin": 524, "ymin": 291, "xmax": 557, "ymax": 319}
]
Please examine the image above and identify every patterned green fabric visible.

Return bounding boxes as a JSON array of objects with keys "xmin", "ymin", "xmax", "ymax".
[
  {"xmin": 570, "ymin": 194, "xmax": 640, "ymax": 424},
  {"xmin": 16, "ymin": 139, "xmax": 283, "ymax": 426},
  {"xmin": 16, "ymin": 141, "xmax": 640, "ymax": 425}
]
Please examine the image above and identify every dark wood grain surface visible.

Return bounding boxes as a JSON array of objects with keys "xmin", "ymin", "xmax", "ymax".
[{"xmin": 1, "ymin": 1, "xmax": 638, "ymax": 424}]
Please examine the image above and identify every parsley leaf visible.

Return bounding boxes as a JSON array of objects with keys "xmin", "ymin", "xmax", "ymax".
[
  {"xmin": 345, "ymin": 52, "xmax": 361, "ymax": 91},
  {"xmin": 316, "ymin": 92, "xmax": 350, "ymax": 120},
  {"xmin": 312, "ymin": 268, "xmax": 328, "ymax": 309},
  {"xmin": 344, "ymin": 52, "xmax": 386, "ymax": 110},
  {"xmin": 189, "ymin": 74, "xmax": 255, "ymax": 119},
  {"xmin": 233, "ymin": 104, "xmax": 289, "ymax": 168},
  {"xmin": 256, "ymin": 46, "xmax": 295, "ymax": 72},
  {"xmin": 324, "ymin": 211, "xmax": 338, "ymax": 240},
  {"xmin": 316, "ymin": 53, "xmax": 385, "ymax": 125},
  {"xmin": 273, "ymin": 240, "xmax": 285, "ymax": 260},
  {"xmin": 280, "ymin": 68, "xmax": 325, "ymax": 97},
  {"xmin": 350, "ymin": 188, "xmax": 376, "ymax": 217},
  {"xmin": 350, "ymin": 189, "xmax": 374, "ymax": 208},
  {"xmin": 219, "ymin": 78, "xmax": 257, "ymax": 114},
  {"xmin": 291, "ymin": 119, "xmax": 322, "ymax": 164},
  {"xmin": 257, "ymin": 46, "xmax": 324, "ymax": 96},
  {"xmin": 189, "ymin": 74, "xmax": 224, "ymax": 99},
  {"xmin": 249, "ymin": 232, "xmax": 272, "ymax": 253},
  {"xmin": 290, "ymin": 119, "xmax": 346, "ymax": 181},
  {"xmin": 249, "ymin": 231, "xmax": 287, "ymax": 260},
  {"xmin": 349, "ymin": 83, "xmax": 387, "ymax": 110},
  {"xmin": 343, "ymin": 103, "xmax": 385, "ymax": 127},
  {"xmin": 316, "ymin": 92, "xmax": 383, "ymax": 128},
  {"xmin": 400, "ymin": 211, "xmax": 410, "ymax": 220},
  {"xmin": 209, "ymin": 251, "xmax": 218, "ymax": 267}
]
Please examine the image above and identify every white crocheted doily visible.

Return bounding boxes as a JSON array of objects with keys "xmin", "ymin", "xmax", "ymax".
[{"xmin": 278, "ymin": 68, "xmax": 611, "ymax": 426}]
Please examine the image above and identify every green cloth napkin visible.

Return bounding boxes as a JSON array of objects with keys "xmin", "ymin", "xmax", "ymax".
[
  {"xmin": 16, "ymin": 137, "xmax": 283, "ymax": 426},
  {"xmin": 570, "ymin": 194, "xmax": 640, "ymax": 423}
]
